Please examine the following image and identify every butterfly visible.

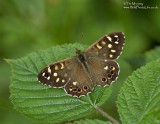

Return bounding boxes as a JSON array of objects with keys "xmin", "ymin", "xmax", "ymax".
[{"xmin": 37, "ymin": 32, "xmax": 125, "ymax": 97}]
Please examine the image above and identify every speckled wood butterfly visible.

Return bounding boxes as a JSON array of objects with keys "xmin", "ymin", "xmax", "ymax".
[{"xmin": 37, "ymin": 32, "xmax": 125, "ymax": 97}]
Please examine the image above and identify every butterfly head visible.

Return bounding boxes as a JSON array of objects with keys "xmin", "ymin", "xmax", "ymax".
[
  {"xmin": 76, "ymin": 49, "xmax": 82, "ymax": 55},
  {"xmin": 76, "ymin": 49, "xmax": 86, "ymax": 62}
]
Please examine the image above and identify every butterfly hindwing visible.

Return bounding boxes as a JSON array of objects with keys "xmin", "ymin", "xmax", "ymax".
[
  {"xmin": 64, "ymin": 63, "xmax": 94, "ymax": 97},
  {"xmin": 86, "ymin": 58, "xmax": 119, "ymax": 86}
]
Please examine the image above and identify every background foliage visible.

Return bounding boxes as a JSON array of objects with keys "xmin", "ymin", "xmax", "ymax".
[{"xmin": 0, "ymin": 0, "xmax": 160, "ymax": 124}]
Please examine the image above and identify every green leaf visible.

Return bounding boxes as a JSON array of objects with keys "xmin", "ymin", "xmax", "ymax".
[
  {"xmin": 145, "ymin": 46, "xmax": 160, "ymax": 62},
  {"xmin": 139, "ymin": 107, "xmax": 160, "ymax": 124},
  {"xmin": 70, "ymin": 119, "xmax": 112, "ymax": 124},
  {"xmin": 117, "ymin": 58, "xmax": 160, "ymax": 124},
  {"xmin": 8, "ymin": 43, "xmax": 112, "ymax": 123}
]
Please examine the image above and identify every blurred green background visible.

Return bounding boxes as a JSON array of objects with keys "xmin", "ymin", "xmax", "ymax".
[{"xmin": 0, "ymin": 0, "xmax": 160, "ymax": 123}]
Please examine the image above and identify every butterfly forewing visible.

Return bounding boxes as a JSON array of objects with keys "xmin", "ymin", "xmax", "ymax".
[
  {"xmin": 85, "ymin": 32, "xmax": 125, "ymax": 60},
  {"xmin": 37, "ymin": 58, "xmax": 76, "ymax": 88},
  {"xmin": 37, "ymin": 57, "xmax": 94, "ymax": 97}
]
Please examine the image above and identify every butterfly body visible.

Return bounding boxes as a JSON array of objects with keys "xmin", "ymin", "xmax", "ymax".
[{"xmin": 37, "ymin": 32, "xmax": 125, "ymax": 97}]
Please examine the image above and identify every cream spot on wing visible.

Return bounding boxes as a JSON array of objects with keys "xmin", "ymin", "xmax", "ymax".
[
  {"xmin": 53, "ymin": 72, "xmax": 57, "ymax": 77},
  {"xmin": 108, "ymin": 44, "xmax": 112, "ymax": 48},
  {"xmin": 101, "ymin": 41, "xmax": 106, "ymax": 45},
  {"xmin": 47, "ymin": 76, "xmax": 50, "ymax": 80},
  {"xmin": 111, "ymin": 49, "xmax": 116, "ymax": 53},
  {"xmin": 112, "ymin": 67, "xmax": 115, "ymax": 71},
  {"xmin": 123, "ymin": 34, "xmax": 125, "ymax": 39},
  {"xmin": 62, "ymin": 79, "xmax": 65, "ymax": 83},
  {"xmin": 109, "ymin": 54, "xmax": 113, "ymax": 58},
  {"xmin": 107, "ymin": 36, "xmax": 112, "ymax": 42},
  {"xmin": 73, "ymin": 81, "xmax": 77, "ymax": 86},
  {"xmin": 69, "ymin": 88, "xmax": 72, "ymax": 91},
  {"xmin": 105, "ymin": 60, "xmax": 107, "ymax": 62},
  {"xmin": 96, "ymin": 43, "xmax": 102, "ymax": 49},
  {"xmin": 55, "ymin": 65, "xmax": 59, "ymax": 70},
  {"xmin": 115, "ymin": 41, "xmax": 119, "ymax": 44},
  {"xmin": 48, "ymin": 67, "xmax": 51, "ymax": 73},
  {"xmin": 56, "ymin": 78, "xmax": 60, "ymax": 82},
  {"xmin": 60, "ymin": 63, "xmax": 64, "ymax": 69},
  {"xmin": 104, "ymin": 66, "xmax": 108, "ymax": 70},
  {"xmin": 42, "ymin": 72, "xmax": 45, "ymax": 76},
  {"xmin": 114, "ymin": 35, "xmax": 118, "ymax": 38}
]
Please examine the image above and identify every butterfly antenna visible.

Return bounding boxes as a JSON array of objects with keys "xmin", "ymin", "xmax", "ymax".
[
  {"xmin": 74, "ymin": 33, "xmax": 84, "ymax": 43},
  {"xmin": 80, "ymin": 33, "xmax": 85, "ymax": 44},
  {"xmin": 80, "ymin": 33, "xmax": 84, "ymax": 40},
  {"xmin": 73, "ymin": 33, "xmax": 84, "ymax": 51}
]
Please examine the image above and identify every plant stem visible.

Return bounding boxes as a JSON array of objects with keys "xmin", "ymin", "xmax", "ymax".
[{"xmin": 94, "ymin": 106, "xmax": 120, "ymax": 124}]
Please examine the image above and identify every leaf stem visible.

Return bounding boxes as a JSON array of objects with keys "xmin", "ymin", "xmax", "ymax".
[{"xmin": 94, "ymin": 106, "xmax": 120, "ymax": 124}]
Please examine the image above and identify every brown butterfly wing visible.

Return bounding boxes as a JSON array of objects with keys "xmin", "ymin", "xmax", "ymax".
[
  {"xmin": 84, "ymin": 32, "xmax": 125, "ymax": 86},
  {"xmin": 64, "ymin": 63, "xmax": 94, "ymax": 97},
  {"xmin": 86, "ymin": 58, "xmax": 119, "ymax": 86},
  {"xmin": 37, "ymin": 58, "xmax": 75, "ymax": 88},
  {"xmin": 85, "ymin": 32, "xmax": 125, "ymax": 60},
  {"xmin": 37, "ymin": 57, "xmax": 93, "ymax": 97}
]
